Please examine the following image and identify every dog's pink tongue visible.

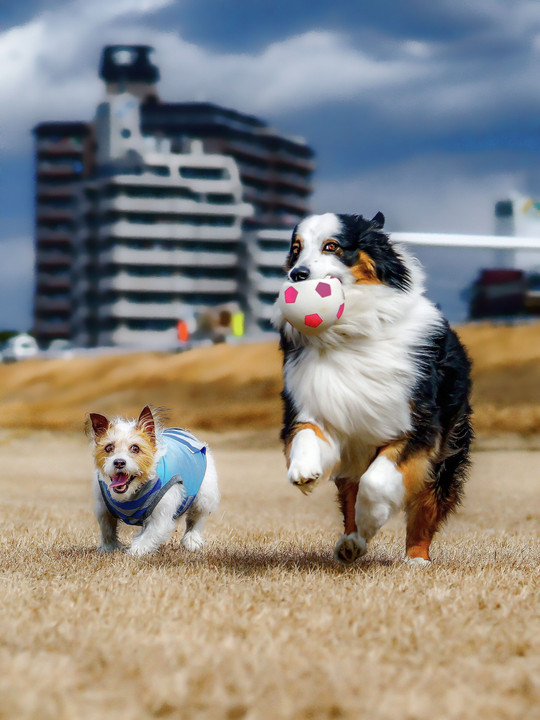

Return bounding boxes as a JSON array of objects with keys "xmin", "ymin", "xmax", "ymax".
[{"xmin": 110, "ymin": 473, "xmax": 128, "ymax": 488}]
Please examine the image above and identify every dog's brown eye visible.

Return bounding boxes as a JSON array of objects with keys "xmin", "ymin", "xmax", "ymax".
[
  {"xmin": 323, "ymin": 241, "xmax": 339, "ymax": 253},
  {"xmin": 291, "ymin": 244, "xmax": 300, "ymax": 257},
  {"xmin": 130, "ymin": 444, "xmax": 140, "ymax": 454},
  {"xmin": 105, "ymin": 443, "xmax": 114, "ymax": 453}
]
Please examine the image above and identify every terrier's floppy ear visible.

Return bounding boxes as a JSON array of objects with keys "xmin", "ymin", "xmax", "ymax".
[
  {"xmin": 371, "ymin": 211, "xmax": 385, "ymax": 230},
  {"xmin": 89, "ymin": 413, "xmax": 110, "ymax": 438},
  {"xmin": 137, "ymin": 405, "xmax": 156, "ymax": 443}
]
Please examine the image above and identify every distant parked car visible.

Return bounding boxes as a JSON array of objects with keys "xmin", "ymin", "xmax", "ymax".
[
  {"xmin": 44, "ymin": 338, "xmax": 74, "ymax": 359},
  {"xmin": 1, "ymin": 334, "xmax": 39, "ymax": 363}
]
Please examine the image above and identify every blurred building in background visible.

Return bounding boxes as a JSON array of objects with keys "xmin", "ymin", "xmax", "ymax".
[
  {"xmin": 32, "ymin": 46, "xmax": 314, "ymax": 347},
  {"xmin": 33, "ymin": 122, "xmax": 94, "ymax": 343}
]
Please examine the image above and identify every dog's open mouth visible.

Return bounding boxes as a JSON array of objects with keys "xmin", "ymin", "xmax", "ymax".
[{"xmin": 109, "ymin": 472, "xmax": 136, "ymax": 494}]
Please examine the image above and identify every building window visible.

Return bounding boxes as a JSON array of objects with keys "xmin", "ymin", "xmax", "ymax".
[
  {"xmin": 258, "ymin": 266, "xmax": 286, "ymax": 278},
  {"xmin": 180, "ymin": 167, "xmax": 229, "ymax": 180},
  {"xmin": 147, "ymin": 165, "xmax": 170, "ymax": 177},
  {"xmin": 206, "ymin": 193, "xmax": 235, "ymax": 204}
]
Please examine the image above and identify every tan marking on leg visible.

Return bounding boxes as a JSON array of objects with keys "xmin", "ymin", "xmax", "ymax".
[
  {"xmin": 377, "ymin": 440, "xmax": 440, "ymax": 561},
  {"xmin": 284, "ymin": 422, "xmax": 328, "ymax": 467},
  {"xmin": 405, "ymin": 488, "xmax": 440, "ymax": 561},
  {"xmin": 291, "ymin": 422, "xmax": 328, "ymax": 444},
  {"xmin": 335, "ymin": 479, "xmax": 359, "ymax": 534}
]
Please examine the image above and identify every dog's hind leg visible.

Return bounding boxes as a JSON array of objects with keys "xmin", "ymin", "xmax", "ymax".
[
  {"xmin": 181, "ymin": 448, "xmax": 220, "ymax": 552},
  {"xmin": 405, "ymin": 431, "xmax": 470, "ymax": 565},
  {"xmin": 181, "ymin": 506, "xmax": 206, "ymax": 552}
]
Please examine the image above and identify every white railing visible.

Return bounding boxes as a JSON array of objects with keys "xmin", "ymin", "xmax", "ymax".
[{"xmin": 392, "ymin": 232, "xmax": 540, "ymax": 249}]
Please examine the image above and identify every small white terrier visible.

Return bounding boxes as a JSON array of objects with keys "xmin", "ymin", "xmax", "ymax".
[{"xmin": 87, "ymin": 406, "xmax": 220, "ymax": 557}]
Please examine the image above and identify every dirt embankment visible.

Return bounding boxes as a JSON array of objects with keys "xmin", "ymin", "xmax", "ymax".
[{"xmin": 0, "ymin": 322, "xmax": 539, "ymax": 435}]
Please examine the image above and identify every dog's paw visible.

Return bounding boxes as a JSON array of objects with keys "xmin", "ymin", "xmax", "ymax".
[
  {"xmin": 98, "ymin": 541, "xmax": 122, "ymax": 554},
  {"xmin": 333, "ymin": 533, "xmax": 367, "ymax": 565},
  {"xmin": 288, "ymin": 459, "xmax": 323, "ymax": 494},
  {"xmin": 182, "ymin": 530, "xmax": 205, "ymax": 552},
  {"xmin": 404, "ymin": 555, "xmax": 431, "ymax": 567},
  {"xmin": 126, "ymin": 542, "xmax": 154, "ymax": 557}
]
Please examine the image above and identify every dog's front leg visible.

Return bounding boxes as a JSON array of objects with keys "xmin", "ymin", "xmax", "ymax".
[
  {"xmin": 127, "ymin": 485, "xmax": 182, "ymax": 557},
  {"xmin": 93, "ymin": 477, "xmax": 122, "ymax": 553},
  {"xmin": 286, "ymin": 422, "xmax": 338, "ymax": 495}
]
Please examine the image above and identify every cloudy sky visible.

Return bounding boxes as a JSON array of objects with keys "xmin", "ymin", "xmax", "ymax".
[{"xmin": 1, "ymin": 0, "xmax": 538, "ymax": 330}]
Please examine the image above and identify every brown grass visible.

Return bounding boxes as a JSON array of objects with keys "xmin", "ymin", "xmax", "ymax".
[
  {"xmin": 0, "ymin": 429, "xmax": 538, "ymax": 720},
  {"xmin": 1, "ymin": 322, "xmax": 540, "ymax": 435}
]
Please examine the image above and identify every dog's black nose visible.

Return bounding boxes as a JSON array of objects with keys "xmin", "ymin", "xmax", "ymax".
[
  {"xmin": 290, "ymin": 266, "xmax": 310, "ymax": 282},
  {"xmin": 113, "ymin": 458, "xmax": 126, "ymax": 469}
]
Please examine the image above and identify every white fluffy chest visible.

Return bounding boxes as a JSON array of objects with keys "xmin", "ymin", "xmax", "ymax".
[{"xmin": 284, "ymin": 336, "xmax": 417, "ymax": 445}]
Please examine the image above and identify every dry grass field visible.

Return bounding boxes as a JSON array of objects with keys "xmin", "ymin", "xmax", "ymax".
[
  {"xmin": 0, "ymin": 324, "xmax": 539, "ymax": 719},
  {"xmin": 0, "ymin": 429, "xmax": 538, "ymax": 720}
]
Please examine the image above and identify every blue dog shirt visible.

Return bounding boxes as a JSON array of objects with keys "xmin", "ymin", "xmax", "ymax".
[{"xmin": 99, "ymin": 428, "xmax": 207, "ymax": 526}]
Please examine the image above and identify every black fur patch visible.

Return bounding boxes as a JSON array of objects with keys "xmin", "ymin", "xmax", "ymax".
[
  {"xmin": 336, "ymin": 214, "xmax": 411, "ymax": 291},
  {"xmin": 279, "ymin": 330, "xmax": 302, "ymax": 443},
  {"xmin": 404, "ymin": 321, "xmax": 473, "ymax": 520}
]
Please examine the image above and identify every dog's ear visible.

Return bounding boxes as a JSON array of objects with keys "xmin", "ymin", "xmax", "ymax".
[
  {"xmin": 88, "ymin": 413, "xmax": 109, "ymax": 438},
  {"xmin": 370, "ymin": 211, "xmax": 385, "ymax": 230},
  {"xmin": 137, "ymin": 405, "xmax": 156, "ymax": 443}
]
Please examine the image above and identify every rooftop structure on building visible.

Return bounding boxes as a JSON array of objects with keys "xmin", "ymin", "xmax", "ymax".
[{"xmin": 33, "ymin": 45, "xmax": 312, "ymax": 347}]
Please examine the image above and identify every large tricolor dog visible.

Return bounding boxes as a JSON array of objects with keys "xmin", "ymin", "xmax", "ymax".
[{"xmin": 272, "ymin": 212, "xmax": 472, "ymax": 565}]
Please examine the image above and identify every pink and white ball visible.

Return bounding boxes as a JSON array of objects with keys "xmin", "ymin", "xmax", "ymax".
[{"xmin": 278, "ymin": 278, "xmax": 345, "ymax": 335}]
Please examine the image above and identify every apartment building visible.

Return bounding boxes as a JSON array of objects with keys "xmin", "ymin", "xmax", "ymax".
[
  {"xmin": 72, "ymin": 138, "xmax": 252, "ymax": 347},
  {"xmin": 33, "ymin": 121, "xmax": 93, "ymax": 343},
  {"xmin": 33, "ymin": 45, "xmax": 312, "ymax": 346}
]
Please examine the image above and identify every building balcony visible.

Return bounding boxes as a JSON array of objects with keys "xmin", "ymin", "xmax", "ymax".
[
  {"xmin": 249, "ymin": 245, "xmax": 288, "ymax": 265},
  {"xmin": 34, "ymin": 295, "xmax": 72, "ymax": 312},
  {"xmin": 97, "ymin": 220, "xmax": 242, "ymax": 242},
  {"xmin": 243, "ymin": 186, "xmax": 272, "ymax": 204},
  {"xmin": 238, "ymin": 164, "xmax": 272, "ymax": 184},
  {"xmin": 274, "ymin": 170, "xmax": 313, "ymax": 193},
  {"xmin": 36, "ymin": 138, "xmax": 84, "ymax": 153},
  {"xmin": 250, "ymin": 274, "xmax": 284, "ymax": 293},
  {"xmin": 274, "ymin": 148, "xmax": 315, "ymax": 172},
  {"xmin": 99, "ymin": 300, "xmax": 204, "ymax": 321},
  {"xmin": 37, "ymin": 183, "xmax": 78, "ymax": 197},
  {"xmin": 223, "ymin": 139, "xmax": 271, "ymax": 163},
  {"xmin": 98, "ymin": 273, "xmax": 238, "ymax": 294},
  {"xmin": 35, "ymin": 249, "xmax": 72, "ymax": 266},
  {"xmin": 36, "ymin": 227, "xmax": 73, "ymax": 241},
  {"xmin": 99, "ymin": 196, "xmax": 249, "ymax": 217},
  {"xmin": 270, "ymin": 192, "xmax": 310, "ymax": 212},
  {"xmin": 33, "ymin": 318, "xmax": 71, "ymax": 338},
  {"xmin": 98, "ymin": 246, "xmax": 237, "ymax": 268},
  {"xmin": 36, "ymin": 205, "xmax": 78, "ymax": 221},
  {"xmin": 37, "ymin": 161, "xmax": 82, "ymax": 176},
  {"xmin": 36, "ymin": 271, "xmax": 71, "ymax": 288}
]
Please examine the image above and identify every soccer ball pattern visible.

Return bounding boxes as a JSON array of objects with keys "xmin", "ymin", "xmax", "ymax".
[{"xmin": 278, "ymin": 278, "xmax": 345, "ymax": 335}]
